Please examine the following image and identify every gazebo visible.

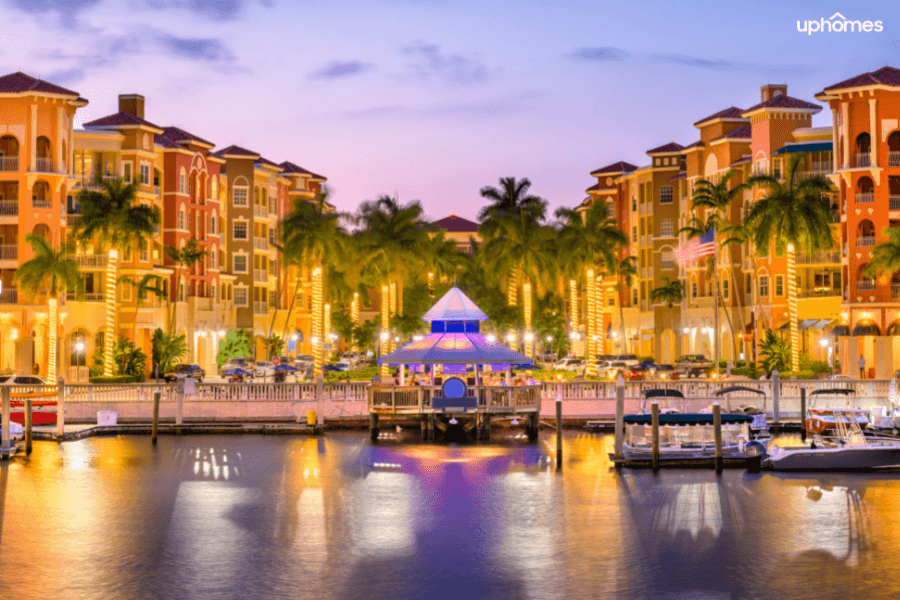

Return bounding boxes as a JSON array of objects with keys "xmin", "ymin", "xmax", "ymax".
[{"xmin": 368, "ymin": 285, "xmax": 542, "ymax": 442}]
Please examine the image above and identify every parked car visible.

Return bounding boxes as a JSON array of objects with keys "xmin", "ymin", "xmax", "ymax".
[
  {"xmin": 333, "ymin": 361, "xmax": 352, "ymax": 372},
  {"xmin": 654, "ymin": 364, "xmax": 679, "ymax": 380},
  {"xmin": 0, "ymin": 375, "xmax": 49, "ymax": 386},
  {"xmin": 163, "ymin": 364, "xmax": 205, "ymax": 383},
  {"xmin": 601, "ymin": 361, "xmax": 629, "ymax": 379},
  {"xmin": 676, "ymin": 354, "xmax": 715, "ymax": 378},
  {"xmin": 615, "ymin": 354, "xmax": 640, "ymax": 367},
  {"xmin": 221, "ymin": 357, "xmax": 254, "ymax": 373},
  {"xmin": 623, "ymin": 365, "xmax": 648, "ymax": 380},
  {"xmin": 554, "ymin": 357, "xmax": 584, "ymax": 373},
  {"xmin": 322, "ymin": 364, "xmax": 342, "ymax": 373},
  {"xmin": 254, "ymin": 361, "xmax": 276, "ymax": 378},
  {"xmin": 341, "ymin": 352, "xmax": 361, "ymax": 367}
]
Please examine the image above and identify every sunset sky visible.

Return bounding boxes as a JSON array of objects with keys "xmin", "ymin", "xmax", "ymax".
[{"xmin": 1, "ymin": 0, "xmax": 897, "ymax": 219}]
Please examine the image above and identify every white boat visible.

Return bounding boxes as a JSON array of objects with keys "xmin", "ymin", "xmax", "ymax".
[{"xmin": 764, "ymin": 409, "xmax": 900, "ymax": 471}]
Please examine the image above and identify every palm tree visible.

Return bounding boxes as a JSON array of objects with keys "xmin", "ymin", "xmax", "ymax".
[
  {"xmin": 747, "ymin": 152, "xmax": 834, "ymax": 371},
  {"xmin": 75, "ymin": 178, "xmax": 160, "ymax": 375},
  {"xmin": 556, "ymin": 200, "xmax": 627, "ymax": 374},
  {"xmin": 166, "ymin": 239, "xmax": 207, "ymax": 334},
  {"xmin": 478, "ymin": 177, "xmax": 546, "ymax": 308},
  {"xmin": 13, "ymin": 234, "xmax": 82, "ymax": 381},
  {"xmin": 119, "ymin": 273, "xmax": 166, "ymax": 342},
  {"xmin": 614, "ymin": 256, "xmax": 637, "ymax": 354},
  {"xmin": 423, "ymin": 229, "xmax": 465, "ymax": 298},
  {"xmin": 650, "ymin": 277, "xmax": 684, "ymax": 345},
  {"xmin": 865, "ymin": 228, "xmax": 900, "ymax": 281},
  {"xmin": 280, "ymin": 188, "xmax": 346, "ymax": 377}
]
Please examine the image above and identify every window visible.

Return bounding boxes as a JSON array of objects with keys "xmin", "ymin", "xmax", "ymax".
[
  {"xmin": 723, "ymin": 278, "xmax": 729, "ymax": 299},
  {"xmin": 234, "ymin": 187, "xmax": 248, "ymax": 206},
  {"xmin": 209, "ymin": 250, "xmax": 216, "ymax": 269},
  {"xmin": 632, "ymin": 197, "xmax": 637, "ymax": 212},
  {"xmin": 660, "ymin": 219, "xmax": 674, "ymax": 237},
  {"xmin": 269, "ymin": 259, "xmax": 275, "ymax": 274},
  {"xmin": 178, "ymin": 208, "xmax": 185, "ymax": 230},
  {"xmin": 632, "ymin": 289, "xmax": 638, "ymax": 305},
  {"xmin": 139, "ymin": 239, "xmax": 148, "ymax": 262},
  {"xmin": 632, "ymin": 226, "xmax": 638, "ymax": 243},
  {"xmin": 268, "ymin": 227, "xmax": 276, "ymax": 245},
  {"xmin": 234, "ymin": 287, "xmax": 248, "ymax": 307},
  {"xmin": 707, "ymin": 281, "xmax": 713, "ymax": 296},
  {"xmin": 233, "ymin": 221, "xmax": 248, "ymax": 240},
  {"xmin": 759, "ymin": 275, "xmax": 769, "ymax": 298},
  {"xmin": 210, "ymin": 214, "xmax": 217, "ymax": 235},
  {"xmin": 691, "ymin": 282, "xmax": 698, "ymax": 298},
  {"xmin": 140, "ymin": 163, "xmax": 150, "ymax": 185},
  {"xmin": 123, "ymin": 162, "xmax": 132, "ymax": 183},
  {"xmin": 121, "ymin": 278, "xmax": 133, "ymax": 302},
  {"xmin": 210, "ymin": 284, "xmax": 216, "ymax": 301},
  {"xmin": 179, "ymin": 170, "xmax": 186, "ymax": 194},
  {"xmin": 269, "ymin": 290, "xmax": 276, "ymax": 308},
  {"xmin": 660, "ymin": 186, "xmax": 674, "ymax": 204},
  {"xmin": 269, "ymin": 195, "xmax": 277, "ymax": 214},
  {"xmin": 178, "ymin": 283, "xmax": 185, "ymax": 302},
  {"xmin": 775, "ymin": 275, "xmax": 784, "ymax": 296},
  {"xmin": 212, "ymin": 178, "xmax": 218, "ymax": 200},
  {"xmin": 234, "ymin": 254, "xmax": 248, "ymax": 273}
]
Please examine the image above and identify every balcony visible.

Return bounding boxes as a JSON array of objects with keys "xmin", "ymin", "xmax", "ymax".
[
  {"xmin": 254, "ymin": 269, "xmax": 267, "ymax": 282},
  {"xmin": 0, "ymin": 244, "xmax": 17, "ymax": 260},
  {"xmin": 35, "ymin": 157, "xmax": 53, "ymax": 173},
  {"xmin": 891, "ymin": 196, "xmax": 900, "ymax": 211},
  {"xmin": 857, "ymin": 236, "xmax": 876, "ymax": 247},
  {"xmin": 253, "ymin": 300, "xmax": 267, "ymax": 314},
  {"xmin": 795, "ymin": 250, "xmax": 841, "ymax": 264},
  {"xmin": 32, "ymin": 198, "xmax": 51, "ymax": 208},
  {"xmin": 892, "ymin": 284, "xmax": 900, "ymax": 300},
  {"xmin": 855, "ymin": 153, "xmax": 872, "ymax": 168},
  {"xmin": 889, "ymin": 152, "xmax": 900, "ymax": 168},
  {"xmin": 66, "ymin": 292, "xmax": 105, "ymax": 302},
  {"xmin": 856, "ymin": 192, "xmax": 874, "ymax": 204},
  {"xmin": 811, "ymin": 160, "xmax": 831, "ymax": 174},
  {"xmin": 0, "ymin": 200, "xmax": 17, "ymax": 216},
  {"xmin": 73, "ymin": 254, "xmax": 108, "ymax": 268},
  {"xmin": 0, "ymin": 287, "xmax": 16, "ymax": 304},
  {"xmin": 798, "ymin": 288, "xmax": 841, "ymax": 298},
  {"xmin": 659, "ymin": 260, "xmax": 676, "ymax": 271},
  {"xmin": 254, "ymin": 238, "xmax": 268, "ymax": 250},
  {"xmin": 71, "ymin": 174, "xmax": 118, "ymax": 190},
  {"xmin": 254, "ymin": 206, "xmax": 268, "ymax": 218},
  {"xmin": 0, "ymin": 156, "xmax": 18, "ymax": 172},
  {"xmin": 67, "ymin": 214, "xmax": 80, "ymax": 228},
  {"xmin": 154, "ymin": 185, "xmax": 161, "ymax": 196},
  {"xmin": 857, "ymin": 280, "xmax": 876, "ymax": 291}
]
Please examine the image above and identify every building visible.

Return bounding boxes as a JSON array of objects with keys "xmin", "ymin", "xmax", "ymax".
[
  {"xmin": 0, "ymin": 72, "xmax": 326, "ymax": 378},
  {"xmin": 430, "ymin": 214, "xmax": 480, "ymax": 255}
]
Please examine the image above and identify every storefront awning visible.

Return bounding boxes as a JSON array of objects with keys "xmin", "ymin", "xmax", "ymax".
[
  {"xmin": 777, "ymin": 318, "xmax": 825, "ymax": 331},
  {"xmin": 772, "ymin": 141, "xmax": 833, "ymax": 155},
  {"xmin": 832, "ymin": 325, "xmax": 850, "ymax": 337},
  {"xmin": 852, "ymin": 322, "xmax": 881, "ymax": 336}
]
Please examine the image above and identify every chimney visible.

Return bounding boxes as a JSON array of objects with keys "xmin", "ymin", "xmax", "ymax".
[
  {"xmin": 118, "ymin": 94, "xmax": 145, "ymax": 119},
  {"xmin": 760, "ymin": 84, "xmax": 788, "ymax": 103}
]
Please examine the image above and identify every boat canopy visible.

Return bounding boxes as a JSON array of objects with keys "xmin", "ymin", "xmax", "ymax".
[
  {"xmin": 643, "ymin": 388, "xmax": 685, "ymax": 399},
  {"xmin": 810, "ymin": 388, "xmax": 855, "ymax": 396},
  {"xmin": 714, "ymin": 386, "xmax": 766, "ymax": 397},
  {"xmin": 624, "ymin": 413, "xmax": 753, "ymax": 426}
]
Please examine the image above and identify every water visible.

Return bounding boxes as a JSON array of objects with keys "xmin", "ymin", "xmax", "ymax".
[{"xmin": 2, "ymin": 432, "xmax": 900, "ymax": 599}]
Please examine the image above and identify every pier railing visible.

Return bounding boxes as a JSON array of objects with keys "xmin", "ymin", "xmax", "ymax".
[{"xmin": 368, "ymin": 384, "xmax": 541, "ymax": 415}]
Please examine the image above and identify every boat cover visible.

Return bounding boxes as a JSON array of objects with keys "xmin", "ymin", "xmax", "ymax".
[{"xmin": 624, "ymin": 413, "xmax": 753, "ymax": 425}]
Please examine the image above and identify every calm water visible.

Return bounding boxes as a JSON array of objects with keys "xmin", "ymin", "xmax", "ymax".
[{"xmin": 3, "ymin": 431, "xmax": 900, "ymax": 600}]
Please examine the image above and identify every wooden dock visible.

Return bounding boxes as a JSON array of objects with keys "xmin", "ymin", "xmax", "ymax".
[{"xmin": 608, "ymin": 450, "xmax": 754, "ymax": 469}]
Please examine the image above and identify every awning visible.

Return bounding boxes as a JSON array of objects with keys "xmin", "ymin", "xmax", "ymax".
[
  {"xmin": 772, "ymin": 141, "xmax": 833, "ymax": 155},
  {"xmin": 809, "ymin": 319, "xmax": 836, "ymax": 330},
  {"xmin": 832, "ymin": 325, "xmax": 850, "ymax": 337},
  {"xmin": 852, "ymin": 322, "xmax": 880, "ymax": 336},
  {"xmin": 887, "ymin": 321, "xmax": 900, "ymax": 336},
  {"xmin": 777, "ymin": 318, "xmax": 822, "ymax": 331},
  {"xmin": 624, "ymin": 413, "xmax": 753, "ymax": 426},
  {"xmin": 715, "ymin": 386, "xmax": 766, "ymax": 397}
]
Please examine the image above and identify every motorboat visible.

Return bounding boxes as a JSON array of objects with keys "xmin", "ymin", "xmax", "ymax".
[
  {"xmin": 713, "ymin": 385, "xmax": 768, "ymax": 432},
  {"xmin": 764, "ymin": 409, "xmax": 900, "ymax": 470},
  {"xmin": 804, "ymin": 388, "xmax": 869, "ymax": 434}
]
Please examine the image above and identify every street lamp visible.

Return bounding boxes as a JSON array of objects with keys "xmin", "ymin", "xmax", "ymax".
[{"xmin": 486, "ymin": 334, "xmax": 497, "ymax": 343}]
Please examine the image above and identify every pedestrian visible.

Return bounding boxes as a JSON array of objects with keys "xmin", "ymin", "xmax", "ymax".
[{"xmin": 858, "ymin": 355, "xmax": 866, "ymax": 380}]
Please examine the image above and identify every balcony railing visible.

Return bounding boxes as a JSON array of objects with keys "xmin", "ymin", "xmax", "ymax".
[
  {"xmin": 66, "ymin": 292, "xmax": 105, "ymax": 302},
  {"xmin": 254, "ymin": 300, "xmax": 267, "ymax": 314},
  {"xmin": 254, "ymin": 238, "xmax": 268, "ymax": 250},
  {"xmin": 797, "ymin": 288, "xmax": 841, "ymax": 298},
  {"xmin": 67, "ymin": 214, "xmax": 81, "ymax": 228},
  {"xmin": 71, "ymin": 174, "xmax": 118, "ymax": 190},
  {"xmin": 856, "ymin": 192, "xmax": 874, "ymax": 204},
  {"xmin": 855, "ymin": 153, "xmax": 872, "ymax": 168},
  {"xmin": 73, "ymin": 254, "xmax": 108, "ymax": 268},
  {"xmin": 889, "ymin": 152, "xmax": 900, "ymax": 168},
  {"xmin": 0, "ymin": 288, "xmax": 16, "ymax": 303},
  {"xmin": 660, "ymin": 260, "xmax": 675, "ymax": 270},
  {"xmin": 154, "ymin": 185, "xmax": 161, "ymax": 196},
  {"xmin": 892, "ymin": 284, "xmax": 900, "ymax": 300},
  {"xmin": 0, "ymin": 244, "xmax": 17, "ymax": 260},
  {"xmin": 795, "ymin": 250, "xmax": 841, "ymax": 264},
  {"xmin": 34, "ymin": 157, "xmax": 53, "ymax": 172},
  {"xmin": 857, "ymin": 236, "xmax": 876, "ymax": 247},
  {"xmin": 858, "ymin": 280, "xmax": 877, "ymax": 291},
  {"xmin": 0, "ymin": 156, "xmax": 18, "ymax": 172},
  {"xmin": 891, "ymin": 196, "xmax": 900, "ymax": 211},
  {"xmin": 811, "ymin": 160, "xmax": 831, "ymax": 174},
  {"xmin": 0, "ymin": 200, "xmax": 17, "ymax": 216},
  {"xmin": 32, "ymin": 198, "xmax": 51, "ymax": 208}
]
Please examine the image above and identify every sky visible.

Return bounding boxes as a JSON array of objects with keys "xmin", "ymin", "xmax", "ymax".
[{"xmin": 1, "ymin": 0, "xmax": 898, "ymax": 221}]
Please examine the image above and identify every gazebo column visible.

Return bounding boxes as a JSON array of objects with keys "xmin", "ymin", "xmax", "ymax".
[
  {"xmin": 506, "ymin": 366, "xmax": 512, "ymax": 385},
  {"xmin": 400, "ymin": 364, "xmax": 406, "ymax": 386}
]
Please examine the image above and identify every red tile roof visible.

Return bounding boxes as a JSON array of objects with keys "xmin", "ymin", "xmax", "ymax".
[
  {"xmin": 84, "ymin": 111, "xmax": 162, "ymax": 130},
  {"xmin": 668, "ymin": 171, "xmax": 687, "ymax": 182},
  {"xmin": 158, "ymin": 126, "xmax": 214, "ymax": 148},
  {"xmin": 683, "ymin": 140, "xmax": 704, "ymax": 150},
  {"xmin": 710, "ymin": 124, "xmax": 751, "ymax": 142},
  {"xmin": 255, "ymin": 156, "xmax": 282, "ymax": 169},
  {"xmin": 586, "ymin": 183, "xmax": 601, "ymax": 192},
  {"xmin": 212, "ymin": 144, "xmax": 259, "ymax": 159},
  {"xmin": 730, "ymin": 155, "xmax": 752, "ymax": 166},
  {"xmin": 693, "ymin": 106, "xmax": 746, "ymax": 127},
  {"xmin": 279, "ymin": 161, "xmax": 314, "ymax": 175},
  {"xmin": 0, "ymin": 71, "xmax": 80, "ymax": 97},
  {"xmin": 308, "ymin": 171, "xmax": 326, "ymax": 180},
  {"xmin": 823, "ymin": 66, "xmax": 900, "ymax": 92},
  {"xmin": 590, "ymin": 161, "xmax": 638, "ymax": 176},
  {"xmin": 647, "ymin": 142, "xmax": 684, "ymax": 154},
  {"xmin": 743, "ymin": 95, "xmax": 821, "ymax": 113},
  {"xmin": 432, "ymin": 214, "xmax": 479, "ymax": 233}
]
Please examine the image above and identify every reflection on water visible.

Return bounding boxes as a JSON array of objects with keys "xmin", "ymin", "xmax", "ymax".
[{"xmin": 3, "ymin": 432, "xmax": 900, "ymax": 599}]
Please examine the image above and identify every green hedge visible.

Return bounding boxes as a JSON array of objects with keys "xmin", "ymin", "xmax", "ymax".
[{"xmin": 89, "ymin": 375, "xmax": 142, "ymax": 384}]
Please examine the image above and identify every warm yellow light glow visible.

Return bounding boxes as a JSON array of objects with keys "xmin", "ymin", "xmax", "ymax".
[
  {"xmin": 351, "ymin": 292, "xmax": 360, "ymax": 353},
  {"xmin": 48, "ymin": 297, "xmax": 58, "ymax": 381},
  {"xmin": 312, "ymin": 266, "xmax": 323, "ymax": 377},
  {"xmin": 787, "ymin": 245, "xmax": 799, "ymax": 371},
  {"xmin": 586, "ymin": 268, "xmax": 596, "ymax": 377},
  {"xmin": 104, "ymin": 249, "xmax": 118, "ymax": 376},
  {"xmin": 381, "ymin": 284, "xmax": 389, "ymax": 378}
]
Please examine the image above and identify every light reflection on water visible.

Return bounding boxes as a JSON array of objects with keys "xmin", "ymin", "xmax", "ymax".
[{"xmin": 2, "ymin": 432, "xmax": 900, "ymax": 599}]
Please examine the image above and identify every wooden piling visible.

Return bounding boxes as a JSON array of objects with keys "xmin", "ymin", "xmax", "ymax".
[
  {"xmin": 1, "ymin": 386, "xmax": 10, "ymax": 451},
  {"xmin": 25, "ymin": 397, "xmax": 32, "ymax": 456},
  {"xmin": 614, "ymin": 375, "xmax": 625, "ymax": 465},
  {"xmin": 151, "ymin": 390, "xmax": 161, "ymax": 444},
  {"xmin": 421, "ymin": 414, "xmax": 428, "ymax": 441},
  {"xmin": 176, "ymin": 386, "xmax": 184, "ymax": 427},
  {"xmin": 370, "ymin": 412, "xmax": 380, "ymax": 442},
  {"xmin": 555, "ymin": 396, "xmax": 563, "ymax": 471},
  {"xmin": 772, "ymin": 370, "xmax": 780, "ymax": 424},
  {"xmin": 651, "ymin": 401, "xmax": 660, "ymax": 472},
  {"xmin": 56, "ymin": 377, "xmax": 65, "ymax": 439},
  {"xmin": 800, "ymin": 386, "xmax": 807, "ymax": 442},
  {"xmin": 713, "ymin": 402, "xmax": 723, "ymax": 474}
]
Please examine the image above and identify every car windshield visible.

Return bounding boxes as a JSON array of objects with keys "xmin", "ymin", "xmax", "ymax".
[{"xmin": 0, "ymin": 376, "xmax": 10, "ymax": 383}]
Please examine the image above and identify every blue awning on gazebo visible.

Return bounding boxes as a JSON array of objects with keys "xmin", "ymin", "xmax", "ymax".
[
  {"xmin": 772, "ymin": 141, "xmax": 833, "ymax": 155},
  {"xmin": 378, "ymin": 332, "xmax": 532, "ymax": 365}
]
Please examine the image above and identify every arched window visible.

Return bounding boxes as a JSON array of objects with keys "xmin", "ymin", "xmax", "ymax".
[
  {"xmin": 36, "ymin": 136, "xmax": 52, "ymax": 172},
  {"xmin": 210, "ymin": 211, "xmax": 216, "ymax": 234},
  {"xmin": 32, "ymin": 181, "xmax": 51, "ymax": 207},
  {"xmin": 856, "ymin": 176, "xmax": 874, "ymax": 203},
  {"xmin": 857, "ymin": 219, "xmax": 876, "ymax": 247},
  {"xmin": 32, "ymin": 223, "xmax": 51, "ymax": 241},
  {"xmin": 179, "ymin": 168, "xmax": 187, "ymax": 194},
  {"xmin": 178, "ymin": 205, "xmax": 186, "ymax": 230},
  {"xmin": 858, "ymin": 262, "xmax": 875, "ymax": 290},
  {"xmin": 856, "ymin": 132, "xmax": 871, "ymax": 154}
]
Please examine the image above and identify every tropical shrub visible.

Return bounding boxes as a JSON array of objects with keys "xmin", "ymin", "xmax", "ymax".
[
  {"xmin": 759, "ymin": 330, "xmax": 791, "ymax": 375},
  {"xmin": 151, "ymin": 328, "xmax": 187, "ymax": 375},
  {"xmin": 217, "ymin": 328, "xmax": 253, "ymax": 368},
  {"xmin": 112, "ymin": 338, "xmax": 147, "ymax": 378}
]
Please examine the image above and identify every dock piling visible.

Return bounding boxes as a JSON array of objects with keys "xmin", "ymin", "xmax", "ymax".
[
  {"xmin": 651, "ymin": 401, "xmax": 660, "ymax": 472},
  {"xmin": 151, "ymin": 389, "xmax": 161, "ymax": 444},
  {"xmin": 56, "ymin": 378, "xmax": 65, "ymax": 439},
  {"xmin": 713, "ymin": 402, "xmax": 723, "ymax": 474},
  {"xmin": 800, "ymin": 386, "xmax": 807, "ymax": 442},
  {"xmin": 772, "ymin": 371, "xmax": 780, "ymax": 424},
  {"xmin": 556, "ymin": 395, "xmax": 563, "ymax": 471},
  {"xmin": 370, "ymin": 412, "xmax": 380, "ymax": 442},
  {"xmin": 1, "ymin": 386, "xmax": 10, "ymax": 450},
  {"xmin": 24, "ymin": 398, "xmax": 32, "ymax": 455},
  {"xmin": 614, "ymin": 375, "xmax": 625, "ymax": 465}
]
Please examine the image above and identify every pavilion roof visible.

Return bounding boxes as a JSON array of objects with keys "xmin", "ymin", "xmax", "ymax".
[
  {"xmin": 378, "ymin": 333, "xmax": 531, "ymax": 365},
  {"xmin": 421, "ymin": 286, "xmax": 488, "ymax": 322}
]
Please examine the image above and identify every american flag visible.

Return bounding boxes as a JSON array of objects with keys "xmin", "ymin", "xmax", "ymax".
[{"xmin": 676, "ymin": 227, "xmax": 716, "ymax": 264}]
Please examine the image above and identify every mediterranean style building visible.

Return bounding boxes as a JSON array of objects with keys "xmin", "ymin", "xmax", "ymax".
[
  {"xmin": 0, "ymin": 72, "xmax": 326, "ymax": 380},
  {"xmin": 583, "ymin": 66, "xmax": 900, "ymax": 378}
]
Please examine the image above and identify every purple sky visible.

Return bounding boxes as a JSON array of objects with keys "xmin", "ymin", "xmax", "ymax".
[{"xmin": 1, "ymin": 0, "xmax": 897, "ymax": 220}]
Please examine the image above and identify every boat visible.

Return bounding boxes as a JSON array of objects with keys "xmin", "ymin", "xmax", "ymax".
[
  {"xmin": 804, "ymin": 388, "xmax": 868, "ymax": 434},
  {"xmin": 764, "ymin": 409, "xmax": 900, "ymax": 470},
  {"xmin": 713, "ymin": 386, "xmax": 768, "ymax": 433}
]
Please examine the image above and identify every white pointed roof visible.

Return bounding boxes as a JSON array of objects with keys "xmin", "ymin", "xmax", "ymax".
[{"xmin": 421, "ymin": 285, "xmax": 488, "ymax": 322}]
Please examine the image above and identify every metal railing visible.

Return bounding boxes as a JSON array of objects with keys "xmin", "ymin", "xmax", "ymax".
[
  {"xmin": 856, "ymin": 153, "xmax": 871, "ymax": 168},
  {"xmin": 0, "ymin": 200, "xmax": 17, "ymax": 216},
  {"xmin": 71, "ymin": 174, "xmax": 117, "ymax": 189},
  {"xmin": 857, "ymin": 235, "xmax": 876, "ymax": 247},
  {"xmin": 856, "ymin": 192, "xmax": 874, "ymax": 204},
  {"xmin": 154, "ymin": 185, "xmax": 161, "ymax": 196},
  {"xmin": 0, "ymin": 288, "xmax": 16, "ymax": 303},
  {"xmin": 891, "ymin": 196, "xmax": 900, "ymax": 211},
  {"xmin": 858, "ymin": 280, "xmax": 876, "ymax": 291},
  {"xmin": 35, "ymin": 157, "xmax": 53, "ymax": 172},
  {"xmin": 368, "ymin": 384, "xmax": 541, "ymax": 415},
  {"xmin": 892, "ymin": 284, "xmax": 900, "ymax": 300},
  {"xmin": 0, "ymin": 244, "xmax": 17, "ymax": 260},
  {"xmin": 66, "ymin": 214, "xmax": 80, "ymax": 228},
  {"xmin": 797, "ymin": 288, "xmax": 840, "ymax": 299},
  {"xmin": 889, "ymin": 152, "xmax": 900, "ymax": 167},
  {"xmin": 660, "ymin": 261, "xmax": 675, "ymax": 270},
  {"xmin": 66, "ymin": 292, "xmax": 105, "ymax": 302},
  {"xmin": 73, "ymin": 254, "xmax": 108, "ymax": 268},
  {"xmin": 0, "ymin": 156, "xmax": 18, "ymax": 172},
  {"xmin": 32, "ymin": 198, "xmax": 51, "ymax": 208},
  {"xmin": 795, "ymin": 250, "xmax": 841, "ymax": 264}
]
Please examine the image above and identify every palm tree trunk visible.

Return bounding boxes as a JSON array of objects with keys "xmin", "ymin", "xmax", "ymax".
[
  {"xmin": 380, "ymin": 283, "xmax": 390, "ymax": 377},
  {"xmin": 787, "ymin": 245, "xmax": 799, "ymax": 372},
  {"xmin": 266, "ymin": 274, "xmax": 291, "ymax": 360},
  {"xmin": 103, "ymin": 249, "xmax": 118, "ymax": 376},
  {"xmin": 169, "ymin": 266, "xmax": 180, "ymax": 335},
  {"xmin": 618, "ymin": 282, "xmax": 627, "ymax": 356},
  {"xmin": 48, "ymin": 296, "xmax": 58, "ymax": 381},
  {"xmin": 312, "ymin": 265, "xmax": 324, "ymax": 377},
  {"xmin": 351, "ymin": 292, "xmax": 360, "ymax": 353},
  {"xmin": 585, "ymin": 268, "xmax": 595, "ymax": 374}
]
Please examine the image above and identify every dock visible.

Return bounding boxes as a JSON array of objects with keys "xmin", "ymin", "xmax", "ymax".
[{"xmin": 608, "ymin": 450, "xmax": 753, "ymax": 469}]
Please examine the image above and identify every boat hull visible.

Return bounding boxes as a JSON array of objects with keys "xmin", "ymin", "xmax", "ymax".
[{"xmin": 765, "ymin": 446, "xmax": 900, "ymax": 471}]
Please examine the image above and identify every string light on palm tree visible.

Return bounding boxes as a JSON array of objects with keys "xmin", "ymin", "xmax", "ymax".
[
  {"xmin": 381, "ymin": 284, "xmax": 389, "ymax": 369},
  {"xmin": 569, "ymin": 278, "xmax": 578, "ymax": 332},
  {"xmin": 351, "ymin": 292, "xmax": 359, "ymax": 353},
  {"xmin": 104, "ymin": 249, "xmax": 118, "ymax": 376},
  {"xmin": 585, "ymin": 268, "xmax": 596, "ymax": 376},
  {"xmin": 324, "ymin": 303, "xmax": 331, "ymax": 349},
  {"xmin": 379, "ymin": 331, "xmax": 389, "ymax": 377},
  {"xmin": 787, "ymin": 243, "xmax": 799, "ymax": 371},
  {"xmin": 312, "ymin": 266, "xmax": 323, "ymax": 377},
  {"xmin": 523, "ymin": 282, "xmax": 533, "ymax": 346}
]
